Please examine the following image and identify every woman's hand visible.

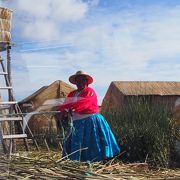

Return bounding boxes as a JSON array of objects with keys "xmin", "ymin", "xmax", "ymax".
[{"xmin": 62, "ymin": 109, "xmax": 69, "ymax": 118}]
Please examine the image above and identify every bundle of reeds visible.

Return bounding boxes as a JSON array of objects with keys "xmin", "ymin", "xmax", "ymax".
[
  {"xmin": 0, "ymin": 19, "xmax": 11, "ymax": 31},
  {"xmin": 0, "ymin": 7, "xmax": 12, "ymax": 20},
  {"xmin": 0, "ymin": 7, "xmax": 12, "ymax": 44},
  {"xmin": 0, "ymin": 151, "xmax": 180, "ymax": 179},
  {"xmin": 0, "ymin": 30, "xmax": 11, "ymax": 43},
  {"xmin": 102, "ymin": 96, "xmax": 180, "ymax": 167}
]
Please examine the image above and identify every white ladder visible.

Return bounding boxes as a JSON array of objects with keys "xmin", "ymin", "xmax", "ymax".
[{"xmin": 0, "ymin": 45, "xmax": 38, "ymax": 154}]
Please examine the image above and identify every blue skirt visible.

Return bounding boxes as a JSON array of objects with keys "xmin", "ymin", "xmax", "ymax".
[{"xmin": 62, "ymin": 113, "xmax": 120, "ymax": 162}]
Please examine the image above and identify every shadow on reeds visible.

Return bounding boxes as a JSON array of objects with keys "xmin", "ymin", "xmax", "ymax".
[{"xmin": 102, "ymin": 96, "xmax": 180, "ymax": 168}]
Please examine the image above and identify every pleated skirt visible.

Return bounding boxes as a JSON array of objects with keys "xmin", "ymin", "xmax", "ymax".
[{"xmin": 62, "ymin": 113, "xmax": 120, "ymax": 162}]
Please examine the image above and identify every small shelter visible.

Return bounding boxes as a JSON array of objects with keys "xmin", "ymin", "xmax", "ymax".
[
  {"xmin": 102, "ymin": 81, "xmax": 180, "ymax": 163},
  {"xmin": 102, "ymin": 81, "xmax": 180, "ymax": 115},
  {"xmin": 18, "ymin": 80, "xmax": 74, "ymax": 135}
]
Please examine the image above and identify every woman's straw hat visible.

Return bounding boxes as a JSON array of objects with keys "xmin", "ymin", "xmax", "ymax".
[{"xmin": 69, "ymin": 70, "xmax": 93, "ymax": 85}]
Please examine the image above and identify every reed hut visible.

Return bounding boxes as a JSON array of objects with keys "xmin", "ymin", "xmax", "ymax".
[
  {"xmin": 18, "ymin": 80, "xmax": 74, "ymax": 136},
  {"xmin": 101, "ymin": 81, "xmax": 180, "ymax": 165},
  {"xmin": 102, "ymin": 81, "xmax": 180, "ymax": 114},
  {"xmin": 174, "ymin": 98, "xmax": 180, "ymax": 125}
]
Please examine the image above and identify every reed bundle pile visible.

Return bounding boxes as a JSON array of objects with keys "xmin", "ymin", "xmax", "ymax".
[
  {"xmin": 0, "ymin": 151, "xmax": 179, "ymax": 179},
  {"xmin": 0, "ymin": 7, "xmax": 12, "ymax": 44}
]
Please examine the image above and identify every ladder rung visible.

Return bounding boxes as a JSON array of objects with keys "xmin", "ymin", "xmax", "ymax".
[
  {"xmin": 3, "ymin": 134, "xmax": 27, "ymax": 139},
  {"xmin": 0, "ymin": 105, "xmax": 10, "ymax": 110},
  {"xmin": 0, "ymin": 117, "xmax": 23, "ymax": 121},
  {"xmin": 0, "ymin": 86, "xmax": 12, "ymax": 89},
  {"xmin": 0, "ymin": 101, "xmax": 17, "ymax": 105},
  {"xmin": 0, "ymin": 72, "xmax": 8, "ymax": 75}
]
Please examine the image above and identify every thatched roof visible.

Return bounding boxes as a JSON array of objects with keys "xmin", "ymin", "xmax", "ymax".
[
  {"xmin": 111, "ymin": 81, "xmax": 180, "ymax": 96},
  {"xmin": 19, "ymin": 86, "xmax": 48, "ymax": 104},
  {"xmin": 19, "ymin": 80, "xmax": 74, "ymax": 109}
]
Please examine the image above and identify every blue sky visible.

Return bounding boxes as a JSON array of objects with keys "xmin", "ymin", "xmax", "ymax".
[{"xmin": 0, "ymin": 0, "xmax": 180, "ymax": 104}]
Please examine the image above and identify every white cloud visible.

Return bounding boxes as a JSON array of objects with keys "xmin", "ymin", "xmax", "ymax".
[
  {"xmin": 16, "ymin": 0, "xmax": 51, "ymax": 18},
  {"xmin": 23, "ymin": 20, "xmax": 60, "ymax": 41},
  {"xmin": 15, "ymin": 0, "xmax": 88, "ymax": 21},
  {"xmin": 50, "ymin": 0, "xmax": 88, "ymax": 22},
  {"xmin": 4, "ymin": 0, "xmax": 88, "ymax": 41},
  {"xmin": 1, "ymin": 1, "xmax": 180, "ymax": 104}
]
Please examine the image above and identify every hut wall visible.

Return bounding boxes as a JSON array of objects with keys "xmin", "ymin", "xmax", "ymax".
[
  {"xmin": 124, "ymin": 95, "xmax": 179, "ymax": 109},
  {"xmin": 27, "ymin": 114, "xmax": 58, "ymax": 135},
  {"xmin": 174, "ymin": 97, "xmax": 180, "ymax": 126},
  {"xmin": 101, "ymin": 82, "xmax": 124, "ymax": 112},
  {"xmin": 151, "ymin": 95, "xmax": 179, "ymax": 109}
]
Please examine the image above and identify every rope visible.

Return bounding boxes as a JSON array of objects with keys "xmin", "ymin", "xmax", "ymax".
[{"xmin": 0, "ymin": 110, "xmax": 61, "ymax": 117}]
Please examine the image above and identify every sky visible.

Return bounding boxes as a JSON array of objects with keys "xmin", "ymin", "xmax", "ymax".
[{"xmin": 0, "ymin": 0, "xmax": 180, "ymax": 105}]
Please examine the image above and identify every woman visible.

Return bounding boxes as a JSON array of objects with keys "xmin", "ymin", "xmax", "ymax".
[{"xmin": 59, "ymin": 70, "xmax": 120, "ymax": 162}]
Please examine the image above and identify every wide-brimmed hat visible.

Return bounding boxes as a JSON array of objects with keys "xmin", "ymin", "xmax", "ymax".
[{"xmin": 69, "ymin": 70, "xmax": 93, "ymax": 85}]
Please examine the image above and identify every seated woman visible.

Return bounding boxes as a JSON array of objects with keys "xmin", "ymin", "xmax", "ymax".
[{"xmin": 59, "ymin": 70, "xmax": 120, "ymax": 162}]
